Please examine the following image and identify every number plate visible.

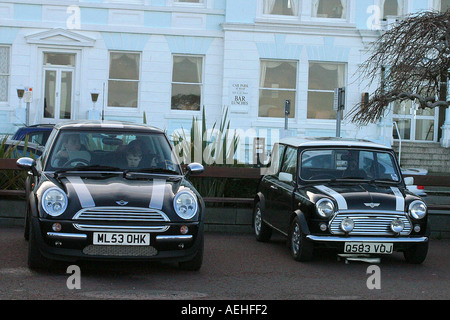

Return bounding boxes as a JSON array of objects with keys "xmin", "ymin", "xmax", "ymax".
[
  {"xmin": 344, "ymin": 242, "xmax": 393, "ymax": 254},
  {"xmin": 93, "ymin": 233, "xmax": 150, "ymax": 246}
]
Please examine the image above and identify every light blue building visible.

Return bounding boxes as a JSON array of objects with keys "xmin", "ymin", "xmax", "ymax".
[{"xmin": 0, "ymin": 0, "xmax": 449, "ymax": 167}]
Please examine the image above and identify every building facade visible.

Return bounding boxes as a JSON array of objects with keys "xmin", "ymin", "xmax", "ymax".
[{"xmin": 0, "ymin": 0, "xmax": 449, "ymax": 165}]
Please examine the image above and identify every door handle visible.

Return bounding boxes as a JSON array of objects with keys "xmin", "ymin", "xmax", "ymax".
[{"xmin": 270, "ymin": 185, "xmax": 278, "ymax": 190}]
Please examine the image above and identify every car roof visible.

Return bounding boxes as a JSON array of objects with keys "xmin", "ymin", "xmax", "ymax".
[
  {"xmin": 53, "ymin": 120, "xmax": 164, "ymax": 133},
  {"xmin": 278, "ymin": 137, "xmax": 392, "ymax": 150}
]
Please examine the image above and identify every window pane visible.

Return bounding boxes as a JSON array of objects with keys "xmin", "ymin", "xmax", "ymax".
[
  {"xmin": 280, "ymin": 147, "xmax": 297, "ymax": 176},
  {"xmin": 307, "ymin": 91, "xmax": 337, "ymax": 119},
  {"xmin": 109, "ymin": 52, "xmax": 140, "ymax": 80},
  {"xmin": 442, "ymin": 0, "xmax": 450, "ymax": 12},
  {"xmin": 171, "ymin": 83, "xmax": 201, "ymax": 110},
  {"xmin": 172, "ymin": 56, "xmax": 202, "ymax": 83},
  {"xmin": 384, "ymin": 0, "xmax": 400, "ymax": 18},
  {"xmin": 308, "ymin": 63, "xmax": 344, "ymax": 90},
  {"xmin": 260, "ymin": 60, "xmax": 297, "ymax": 89},
  {"xmin": 44, "ymin": 53, "xmax": 75, "ymax": 66},
  {"xmin": 392, "ymin": 119, "xmax": 411, "ymax": 140},
  {"xmin": 315, "ymin": 0, "xmax": 345, "ymax": 18},
  {"xmin": 259, "ymin": 89, "xmax": 295, "ymax": 118},
  {"xmin": 415, "ymin": 119, "xmax": 435, "ymax": 141},
  {"xmin": 60, "ymin": 71, "xmax": 72, "ymax": 119},
  {"xmin": 108, "ymin": 80, "xmax": 138, "ymax": 108},
  {"xmin": 0, "ymin": 75, "xmax": 7, "ymax": 102},
  {"xmin": 177, "ymin": 0, "xmax": 202, "ymax": 2},
  {"xmin": 264, "ymin": 0, "xmax": 298, "ymax": 15},
  {"xmin": 0, "ymin": 47, "xmax": 9, "ymax": 74},
  {"xmin": 44, "ymin": 70, "xmax": 56, "ymax": 118}
]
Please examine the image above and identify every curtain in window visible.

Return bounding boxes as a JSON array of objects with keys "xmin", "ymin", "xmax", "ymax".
[
  {"xmin": 312, "ymin": 0, "xmax": 346, "ymax": 18},
  {"xmin": 264, "ymin": 0, "xmax": 277, "ymax": 14}
]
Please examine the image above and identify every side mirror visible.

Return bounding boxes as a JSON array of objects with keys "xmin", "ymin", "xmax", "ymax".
[
  {"xmin": 16, "ymin": 157, "xmax": 37, "ymax": 175},
  {"xmin": 186, "ymin": 162, "xmax": 204, "ymax": 177},
  {"xmin": 404, "ymin": 176, "xmax": 414, "ymax": 186},
  {"xmin": 279, "ymin": 172, "xmax": 293, "ymax": 183}
]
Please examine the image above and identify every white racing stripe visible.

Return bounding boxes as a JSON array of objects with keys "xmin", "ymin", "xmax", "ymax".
[
  {"xmin": 149, "ymin": 179, "xmax": 166, "ymax": 210},
  {"xmin": 315, "ymin": 185, "xmax": 348, "ymax": 210},
  {"xmin": 390, "ymin": 187, "xmax": 405, "ymax": 211},
  {"xmin": 66, "ymin": 176, "xmax": 95, "ymax": 208}
]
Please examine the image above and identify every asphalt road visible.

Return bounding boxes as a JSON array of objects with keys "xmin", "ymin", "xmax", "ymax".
[{"xmin": 0, "ymin": 226, "xmax": 449, "ymax": 301}]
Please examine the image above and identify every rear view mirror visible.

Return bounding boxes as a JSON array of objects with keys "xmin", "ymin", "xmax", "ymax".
[
  {"xmin": 16, "ymin": 157, "xmax": 37, "ymax": 175},
  {"xmin": 404, "ymin": 177, "xmax": 414, "ymax": 186},
  {"xmin": 279, "ymin": 172, "xmax": 293, "ymax": 183}
]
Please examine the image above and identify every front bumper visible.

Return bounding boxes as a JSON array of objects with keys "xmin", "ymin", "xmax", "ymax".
[
  {"xmin": 306, "ymin": 235, "xmax": 428, "ymax": 243},
  {"xmin": 31, "ymin": 217, "xmax": 203, "ymax": 263},
  {"xmin": 306, "ymin": 234, "xmax": 428, "ymax": 253}
]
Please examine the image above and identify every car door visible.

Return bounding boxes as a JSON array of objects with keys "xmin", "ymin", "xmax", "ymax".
[
  {"xmin": 271, "ymin": 146, "xmax": 298, "ymax": 233},
  {"xmin": 261, "ymin": 143, "xmax": 285, "ymax": 227}
]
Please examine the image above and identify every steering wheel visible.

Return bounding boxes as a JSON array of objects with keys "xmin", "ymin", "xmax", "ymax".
[
  {"xmin": 63, "ymin": 158, "xmax": 90, "ymax": 168},
  {"xmin": 309, "ymin": 174, "xmax": 335, "ymax": 180}
]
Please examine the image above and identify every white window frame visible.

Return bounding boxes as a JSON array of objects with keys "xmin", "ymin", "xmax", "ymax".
[
  {"xmin": 306, "ymin": 61, "xmax": 346, "ymax": 121},
  {"xmin": 257, "ymin": 0, "xmax": 301, "ymax": 22},
  {"xmin": 170, "ymin": 0, "xmax": 207, "ymax": 9},
  {"xmin": 107, "ymin": 50, "xmax": 141, "ymax": 110},
  {"xmin": 258, "ymin": 59, "xmax": 298, "ymax": 119},
  {"xmin": 0, "ymin": 46, "xmax": 10, "ymax": 104},
  {"xmin": 311, "ymin": 0, "xmax": 349, "ymax": 21},
  {"xmin": 170, "ymin": 54, "xmax": 204, "ymax": 112}
]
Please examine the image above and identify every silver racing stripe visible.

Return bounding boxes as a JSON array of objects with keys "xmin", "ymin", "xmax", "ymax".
[
  {"xmin": 149, "ymin": 179, "xmax": 165, "ymax": 210},
  {"xmin": 66, "ymin": 176, "xmax": 95, "ymax": 208},
  {"xmin": 315, "ymin": 185, "xmax": 348, "ymax": 210},
  {"xmin": 390, "ymin": 187, "xmax": 405, "ymax": 211}
]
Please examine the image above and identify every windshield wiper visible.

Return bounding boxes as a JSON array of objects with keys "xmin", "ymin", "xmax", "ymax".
[
  {"xmin": 369, "ymin": 178, "xmax": 397, "ymax": 185},
  {"xmin": 124, "ymin": 167, "xmax": 181, "ymax": 176},
  {"xmin": 54, "ymin": 165, "xmax": 122, "ymax": 176}
]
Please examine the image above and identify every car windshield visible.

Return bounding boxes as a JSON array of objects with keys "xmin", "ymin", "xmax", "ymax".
[
  {"xmin": 46, "ymin": 130, "xmax": 181, "ymax": 174},
  {"xmin": 300, "ymin": 149, "xmax": 401, "ymax": 182}
]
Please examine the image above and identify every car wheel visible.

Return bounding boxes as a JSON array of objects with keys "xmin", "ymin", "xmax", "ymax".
[
  {"xmin": 179, "ymin": 235, "xmax": 204, "ymax": 271},
  {"xmin": 403, "ymin": 242, "xmax": 428, "ymax": 264},
  {"xmin": 253, "ymin": 202, "xmax": 272, "ymax": 242},
  {"xmin": 28, "ymin": 220, "xmax": 51, "ymax": 270},
  {"xmin": 289, "ymin": 217, "xmax": 313, "ymax": 262}
]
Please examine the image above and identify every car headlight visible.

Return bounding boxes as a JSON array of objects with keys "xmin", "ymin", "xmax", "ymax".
[
  {"xmin": 409, "ymin": 200, "xmax": 427, "ymax": 219},
  {"xmin": 42, "ymin": 187, "xmax": 68, "ymax": 217},
  {"xmin": 173, "ymin": 190, "xmax": 198, "ymax": 220},
  {"xmin": 316, "ymin": 198, "xmax": 335, "ymax": 218}
]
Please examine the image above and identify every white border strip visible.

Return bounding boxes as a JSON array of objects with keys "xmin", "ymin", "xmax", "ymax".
[
  {"xmin": 66, "ymin": 176, "xmax": 95, "ymax": 208},
  {"xmin": 315, "ymin": 185, "xmax": 348, "ymax": 210},
  {"xmin": 390, "ymin": 187, "xmax": 405, "ymax": 211},
  {"xmin": 149, "ymin": 179, "xmax": 165, "ymax": 210}
]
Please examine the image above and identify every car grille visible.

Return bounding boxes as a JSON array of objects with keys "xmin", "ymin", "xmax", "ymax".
[
  {"xmin": 329, "ymin": 212, "xmax": 412, "ymax": 236},
  {"xmin": 73, "ymin": 207, "xmax": 170, "ymax": 232},
  {"xmin": 83, "ymin": 245, "xmax": 158, "ymax": 257}
]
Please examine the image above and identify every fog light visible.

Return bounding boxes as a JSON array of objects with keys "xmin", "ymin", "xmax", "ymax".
[
  {"xmin": 180, "ymin": 225, "xmax": 189, "ymax": 235},
  {"xmin": 390, "ymin": 219, "xmax": 404, "ymax": 233},
  {"xmin": 319, "ymin": 223, "xmax": 327, "ymax": 232},
  {"xmin": 414, "ymin": 224, "xmax": 421, "ymax": 233},
  {"xmin": 52, "ymin": 223, "xmax": 62, "ymax": 232},
  {"xmin": 340, "ymin": 218, "xmax": 354, "ymax": 233}
]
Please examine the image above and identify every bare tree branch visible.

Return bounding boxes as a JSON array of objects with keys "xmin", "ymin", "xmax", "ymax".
[{"xmin": 349, "ymin": 9, "xmax": 450, "ymax": 125}]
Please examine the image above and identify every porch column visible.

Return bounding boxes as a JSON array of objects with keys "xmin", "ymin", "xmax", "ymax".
[{"xmin": 440, "ymin": 75, "xmax": 450, "ymax": 148}]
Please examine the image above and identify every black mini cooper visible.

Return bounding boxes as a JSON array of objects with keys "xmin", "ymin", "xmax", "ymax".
[
  {"xmin": 253, "ymin": 137, "xmax": 429, "ymax": 263},
  {"xmin": 17, "ymin": 121, "xmax": 205, "ymax": 270}
]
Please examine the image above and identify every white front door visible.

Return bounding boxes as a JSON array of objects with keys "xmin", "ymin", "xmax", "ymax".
[
  {"xmin": 42, "ymin": 52, "xmax": 76, "ymax": 123},
  {"xmin": 393, "ymin": 100, "xmax": 438, "ymax": 142}
]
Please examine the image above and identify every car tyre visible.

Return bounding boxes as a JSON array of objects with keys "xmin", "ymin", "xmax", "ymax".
[
  {"xmin": 28, "ymin": 221, "xmax": 52, "ymax": 270},
  {"xmin": 403, "ymin": 242, "xmax": 428, "ymax": 264},
  {"xmin": 289, "ymin": 217, "xmax": 313, "ymax": 262},
  {"xmin": 179, "ymin": 235, "xmax": 204, "ymax": 271},
  {"xmin": 253, "ymin": 202, "xmax": 272, "ymax": 242}
]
